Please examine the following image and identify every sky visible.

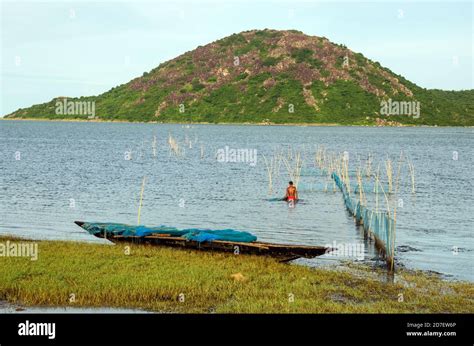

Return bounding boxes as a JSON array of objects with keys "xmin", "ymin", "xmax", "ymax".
[{"xmin": 1, "ymin": 0, "xmax": 472, "ymax": 116}]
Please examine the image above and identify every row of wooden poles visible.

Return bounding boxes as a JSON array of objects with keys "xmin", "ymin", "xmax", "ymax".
[
  {"xmin": 260, "ymin": 146, "xmax": 401, "ymax": 270},
  {"xmin": 331, "ymin": 170, "xmax": 396, "ymax": 270},
  {"xmin": 315, "ymin": 148, "xmax": 405, "ymax": 270}
]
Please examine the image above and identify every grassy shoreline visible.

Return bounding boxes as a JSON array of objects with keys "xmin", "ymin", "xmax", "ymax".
[
  {"xmin": 3, "ymin": 117, "xmax": 472, "ymax": 127},
  {"xmin": 1, "ymin": 236, "xmax": 472, "ymax": 313}
]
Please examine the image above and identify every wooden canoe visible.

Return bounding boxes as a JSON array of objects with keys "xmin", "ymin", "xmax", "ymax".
[{"xmin": 74, "ymin": 221, "xmax": 331, "ymax": 262}]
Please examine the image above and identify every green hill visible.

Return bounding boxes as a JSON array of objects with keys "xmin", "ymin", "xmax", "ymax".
[{"xmin": 5, "ymin": 29, "xmax": 474, "ymax": 125}]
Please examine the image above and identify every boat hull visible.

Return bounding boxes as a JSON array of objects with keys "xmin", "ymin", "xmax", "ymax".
[{"xmin": 74, "ymin": 221, "xmax": 330, "ymax": 262}]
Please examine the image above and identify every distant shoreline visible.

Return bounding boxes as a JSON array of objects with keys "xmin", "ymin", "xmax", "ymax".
[{"xmin": 1, "ymin": 117, "xmax": 468, "ymax": 128}]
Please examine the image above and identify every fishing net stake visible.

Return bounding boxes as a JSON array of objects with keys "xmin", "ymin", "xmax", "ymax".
[{"xmin": 137, "ymin": 176, "xmax": 147, "ymax": 225}]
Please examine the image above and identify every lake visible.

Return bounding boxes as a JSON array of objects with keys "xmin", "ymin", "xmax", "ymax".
[{"xmin": 0, "ymin": 120, "xmax": 472, "ymax": 281}]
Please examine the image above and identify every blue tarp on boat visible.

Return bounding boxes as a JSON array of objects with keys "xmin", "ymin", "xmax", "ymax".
[{"xmin": 81, "ymin": 222, "xmax": 257, "ymax": 243}]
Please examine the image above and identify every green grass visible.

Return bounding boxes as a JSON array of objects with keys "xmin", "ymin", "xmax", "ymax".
[{"xmin": 0, "ymin": 237, "xmax": 472, "ymax": 313}]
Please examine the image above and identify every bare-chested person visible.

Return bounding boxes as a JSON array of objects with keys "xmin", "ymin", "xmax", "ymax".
[{"xmin": 284, "ymin": 181, "xmax": 298, "ymax": 202}]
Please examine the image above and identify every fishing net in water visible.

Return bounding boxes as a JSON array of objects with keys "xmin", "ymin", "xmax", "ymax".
[
  {"xmin": 81, "ymin": 222, "xmax": 257, "ymax": 243},
  {"xmin": 266, "ymin": 197, "xmax": 286, "ymax": 202},
  {"xmin": 331, "ymin": 172, "xmax": 395, "ymax": 259}
]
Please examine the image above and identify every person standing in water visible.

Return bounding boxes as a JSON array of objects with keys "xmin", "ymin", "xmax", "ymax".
[{"xmin": 284, "ymin": 181, "xmax": 298, "ymax": 202}]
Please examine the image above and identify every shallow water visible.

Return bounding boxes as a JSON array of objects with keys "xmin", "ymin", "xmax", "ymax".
[
  {"xmin": 0, "ymin": 121, "xmax": 472, "ymax": 281},
  {"xmin": 0, "ymin": 301, "xmax": 150, "ymax": 314}
]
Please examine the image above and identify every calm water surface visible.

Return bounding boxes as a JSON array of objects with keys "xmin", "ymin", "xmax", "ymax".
[{"xmin": 0, "ymin": 121, "xmax": 472, "ymax": 281}]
